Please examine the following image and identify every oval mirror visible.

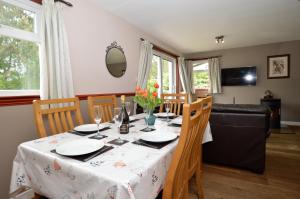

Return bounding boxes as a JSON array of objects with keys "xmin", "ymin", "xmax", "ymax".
[{"xmin": 105, "ymin": 41, "xmax": 127, "ymax": 78}]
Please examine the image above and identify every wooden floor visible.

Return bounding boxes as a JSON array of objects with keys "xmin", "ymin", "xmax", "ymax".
[{"xmin": 202, "ymin": 126, "xmax": 300, "ymax": 199}]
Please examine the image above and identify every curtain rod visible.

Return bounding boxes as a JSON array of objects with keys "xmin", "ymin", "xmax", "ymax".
[
  {"xmin": 140, "ymin": 38, "xmax": 179, "ymax": 58},
  {"xmin": 186, "ymin": 55, "xmax": 222, "ymax": 61},
  {"xmin": 55, "ymin": 0, "xmax": 73, "ymax": 7}
]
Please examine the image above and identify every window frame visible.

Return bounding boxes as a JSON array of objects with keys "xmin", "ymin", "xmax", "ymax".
[
  {"xmin": 150, "ymin": 50, "xmax": 177, "ymax": 95},
  {"xmin": 0, "ymin": 0, "xmax": 42, "ymax": 97}
]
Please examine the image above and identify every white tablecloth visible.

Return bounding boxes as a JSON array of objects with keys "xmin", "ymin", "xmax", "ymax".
[{"xmin": 10, "ymin": 115, "xmax": 212, "ymax": 199}]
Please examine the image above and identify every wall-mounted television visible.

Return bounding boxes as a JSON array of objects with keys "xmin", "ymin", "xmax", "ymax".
[{"xmin": 221, "ymin": 66, "xmax": 257, "ymax": 86}]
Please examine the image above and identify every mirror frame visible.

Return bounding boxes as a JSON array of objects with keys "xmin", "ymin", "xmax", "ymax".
[{"xmin": 105, "ymin": 41, "xmax": 127, "ymax": 78}]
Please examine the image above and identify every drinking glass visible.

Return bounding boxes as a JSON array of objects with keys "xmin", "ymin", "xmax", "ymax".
[
  {"xmin": 94, "ymin": 105, "xmax": 102, "ymax": 138},
  {"xmin": 125, "ymin": 101, "xmax": 131, "ymax": 116},
  {"xmin": 165, "ymin": 100, "xmax": 171, "ymax": 123},
  {"xmin": 113, "ymin": 107, "xmax": 124, "ymax": 143}
]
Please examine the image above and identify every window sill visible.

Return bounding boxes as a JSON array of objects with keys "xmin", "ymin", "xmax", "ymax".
[
  {"xmin": 0, "ymin": 92, "xmax": 136, "ymax": 107},
  {"xmin": 0, "ymin": 95, "xmax": 40, "ymax": 107}
]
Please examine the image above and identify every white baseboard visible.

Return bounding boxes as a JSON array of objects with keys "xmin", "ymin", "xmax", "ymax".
[{"xmin": 281, "ymin": 121, "xmax": 300, "ymax": 126}]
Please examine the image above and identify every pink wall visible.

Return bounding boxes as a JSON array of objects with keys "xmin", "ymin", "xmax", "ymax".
[{"xmin": 63, "ymin": 0, "xmax": 180, "ymax": 94}]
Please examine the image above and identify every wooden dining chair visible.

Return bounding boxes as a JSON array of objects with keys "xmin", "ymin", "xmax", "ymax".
[
  {"xmin": 87, "ymin": 95, "xmax": 117, "ymax": 123},
  {"xmin": 159, "ymin": 93, "xmax": 188, "ymax": 115},
  {"xmin": 33, "ymin": 97, "xmax": 84, "ymax": 138},
  {"xmin": 163, "ymin": 96, "xmax": 212, "ymax": 199}
]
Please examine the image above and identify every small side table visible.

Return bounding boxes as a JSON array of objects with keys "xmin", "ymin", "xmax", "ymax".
[{"xmin": 261, "ymin": 98, "xmax": 281, "ymax": 129}]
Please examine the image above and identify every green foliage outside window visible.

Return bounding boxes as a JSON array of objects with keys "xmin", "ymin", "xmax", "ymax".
[
  {"xmin": 193, "ymin": 70, "xmax": 209, "ymax": 89},
  {"xmin": 162, "ymin": 59, "xmax": 170, "ymax": 93},
  {"xmin": 147, "ymin": 56, "xmax": 158, "ymax": 89},
  {"xmin": 147, "ymin": 55, "xmax": 174, "ymax": 93},
  {"xmin": 0, "ymin": 2, "xmax": 39, "ymax": 90}
]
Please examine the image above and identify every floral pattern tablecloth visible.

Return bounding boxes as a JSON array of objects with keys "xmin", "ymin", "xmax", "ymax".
[{"xmin": 10, "ymin": 115, "xmax": 212, "ymax": 199}]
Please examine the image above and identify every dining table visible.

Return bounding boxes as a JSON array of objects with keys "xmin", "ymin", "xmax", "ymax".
[{"xmin": 10, "ymin": 114, "xmax": 212, "ymax": 199}]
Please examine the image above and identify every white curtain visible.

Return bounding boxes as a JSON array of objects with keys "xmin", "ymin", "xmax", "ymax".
[
  {"xmin": 208, "ymin": 58, "xmax": 222, "ymax": 94},
  {"xmin": 40, "ymin": 0, "xmax": 74, "ymax": 100},
  {"xmin": 136, "ymin": 40, "xmax": 153, "ymax": 89},
  {"xmin": 178, "ymin": 57, "xmax": 193, "ymax": 103},
  {"xmin": 134, "ymin": 40, "xmax": 153, "ymax": 113}
]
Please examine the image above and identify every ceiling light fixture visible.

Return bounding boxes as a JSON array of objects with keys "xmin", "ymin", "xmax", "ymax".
[{"xmin": 215, "ymin": 35, "xmax": 225, "ymax": 44}]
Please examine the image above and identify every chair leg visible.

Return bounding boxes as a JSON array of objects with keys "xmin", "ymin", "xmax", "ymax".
[{"xmin": 195, "ymin": 165, "xmax": 204, "ymax": 199}]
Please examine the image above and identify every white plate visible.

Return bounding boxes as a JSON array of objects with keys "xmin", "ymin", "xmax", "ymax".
[
  {"xmin": 129, "ymin": 116, "xmax": 137, "ymax": 121},
  {"xmin": 56, "ymin": 139, "xmax": 104, "ymax": 156},
  {"xmin": 74, "ymin": 124, "xmax": 109, "ymax": 132},
  {"xmin": 170, "ymin": 116, "xmax": 182, "ymax": 125},
  {"xmin": 154, "ymin": 112, "xmax": 176, "ymax": 118},
  {"xmin": 140, "ymin": 131, "xmax": 177, "ymax": 143}
]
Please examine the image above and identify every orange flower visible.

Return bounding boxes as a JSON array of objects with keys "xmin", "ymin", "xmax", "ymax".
[
  {"xmin": 138, "ymin": 89, "xmax": 144, "ymax": 95},
  {"xmin": 143, "ymin": 90, "xmax": 148, "ymax": 97},
  {"xmin": 152, "ymin": 92, "xmax": 158, "ymax": 97},
  {"xmin": 154, "ymin": 83, "xmax": 159, "ymax": 88},
  {"xmin": 135, "ymin": 86, "xmax": 141, "ymax": 91}
]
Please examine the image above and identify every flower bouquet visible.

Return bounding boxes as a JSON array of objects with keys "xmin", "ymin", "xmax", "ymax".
[{"xmin": 134, "ymin": 83, "xmax": 161, "ymax": 128}]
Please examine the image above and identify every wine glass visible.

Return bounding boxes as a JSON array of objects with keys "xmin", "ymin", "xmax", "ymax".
[
  {"xmin": 94, "ymin": 105, "xmax": 102, "ymax": 138},
  {"xmin": 165, "ymin": 100, "xmax": 171, "ymax": 123},
  {"xmin": 113, "ymin": 107, "xmax": 124, "ymax": 143},
  {"xmin": 125, "ymin": 101, "xmax": 131, "ymax": 116}
]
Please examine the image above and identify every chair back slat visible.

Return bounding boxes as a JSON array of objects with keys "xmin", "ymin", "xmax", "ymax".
[
  {"xmin": 188, "ymin": 97, "xmax": 212, "ymax": 173},
  {"xmin": 47, "ymin": 113, "xmax": 57, "ymax": 135},
  {"xmin": 160, "ymin": 93, "xmax": 188, "ymax": 115},
  {"xmin": 54, "ymin": 112, "xmax": 63, "ymax": 133},
  {"xmin": 87, "ymin": 95, "xmax": 117, "ymax": 123},
  {"xmin": 33, "ymin": 97, "xmax": 84, "ymax": 138},
  {"xmin": 60, "ymin": 112, "xmax": 68, "ymax": 132},
  {"xmin": 66, "ymin": 111, "xmax": 74, "ymax": 129},
  {"xmin": 41, "ymin": 106, "xmax": 77, "ymax": 114},
  {"xmin": 101, "ymin": 105, "xmax": 111, "ymax": 122},
  {"xmin": 163, "ymin": 96, "xmax": 212, "ymax": 199}
]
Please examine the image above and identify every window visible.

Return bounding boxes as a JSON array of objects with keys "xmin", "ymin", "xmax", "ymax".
[
  {"xmin": 0, "ymin": 0, "xmax": 41, "ymax": 96},
  {"xmin": 193, "ymin": 60, "xmax": 209, "ymax": 90},
  {"xmin": 147, "ymin": 51, "xmax": 176, "ymax": 95}
]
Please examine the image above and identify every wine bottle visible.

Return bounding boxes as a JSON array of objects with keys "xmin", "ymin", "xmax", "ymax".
[{"xmin": 119, "ymin": 95, "xmax": 130, "ymax": 134}]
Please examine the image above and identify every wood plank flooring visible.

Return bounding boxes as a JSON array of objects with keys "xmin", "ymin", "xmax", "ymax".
[{"xmin": 202, "ymin": 126, "xmax": 300, "ymax": 199}]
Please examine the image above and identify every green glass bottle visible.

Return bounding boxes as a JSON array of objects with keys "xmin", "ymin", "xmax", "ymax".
[{"xmin": 119, "ymin": 95, "xmax": 129, "ymax": 134}]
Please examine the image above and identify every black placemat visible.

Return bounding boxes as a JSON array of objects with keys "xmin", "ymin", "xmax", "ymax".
[
  {"xmin": 130, "ymin": 118, "xmax": 140, "ymax": 123},
  {"xmin": 168, "ymin": 123, "xmax": 181, "ymax": 127},
  {"xmin": 108, "ymin": 139, "xmax": 129, "ymax": 146},
  {"xmin": 132, "ymin": 138, "xmax": 178, "ymax": 149},
  {"xmin": 68, "ymin": 130, "xmax": 91, "ymax": 136},
  {"xmin": 110, "ymin": 119, "xmax": 140, "ymax": 124},
  {"xmin": 89, "ymin": 135, "xmax": 108, "ymax": 140},
  {"xmin": 140, "ymin": 127, "xmax": 156, "ymax": 132},
  {"xmin": 51, "ymin": 145, "xmax": 114, "ymax": 162},
  {"xmin": 156, "ymin": 115, "xmax": 178, "ymax": 119}
]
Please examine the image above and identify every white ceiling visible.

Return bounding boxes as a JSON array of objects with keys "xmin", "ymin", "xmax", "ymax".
[{"xmin": 92, "ymin": 0, "xmax": 300, "ymax": 54}]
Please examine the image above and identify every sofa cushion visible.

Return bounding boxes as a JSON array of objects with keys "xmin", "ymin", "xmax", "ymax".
[{"xmin": 212, "ymin": 103, "xmax": 269, "ymax": 114}]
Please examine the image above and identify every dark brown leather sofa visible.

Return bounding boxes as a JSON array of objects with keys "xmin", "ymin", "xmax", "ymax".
[{"xmin": 203, "ymin": 103, "xmax": 270, "ymax": 173}]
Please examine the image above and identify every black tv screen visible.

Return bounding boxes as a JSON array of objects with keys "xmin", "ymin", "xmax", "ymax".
[{"xmin": 221, "ymin": 66, "xmax": 257, "ymax": 86}]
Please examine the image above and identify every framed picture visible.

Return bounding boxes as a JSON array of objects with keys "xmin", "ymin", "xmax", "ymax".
[{"xmin": 267, "ymin": 54, "xmax": 290, "ymax": 79}]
